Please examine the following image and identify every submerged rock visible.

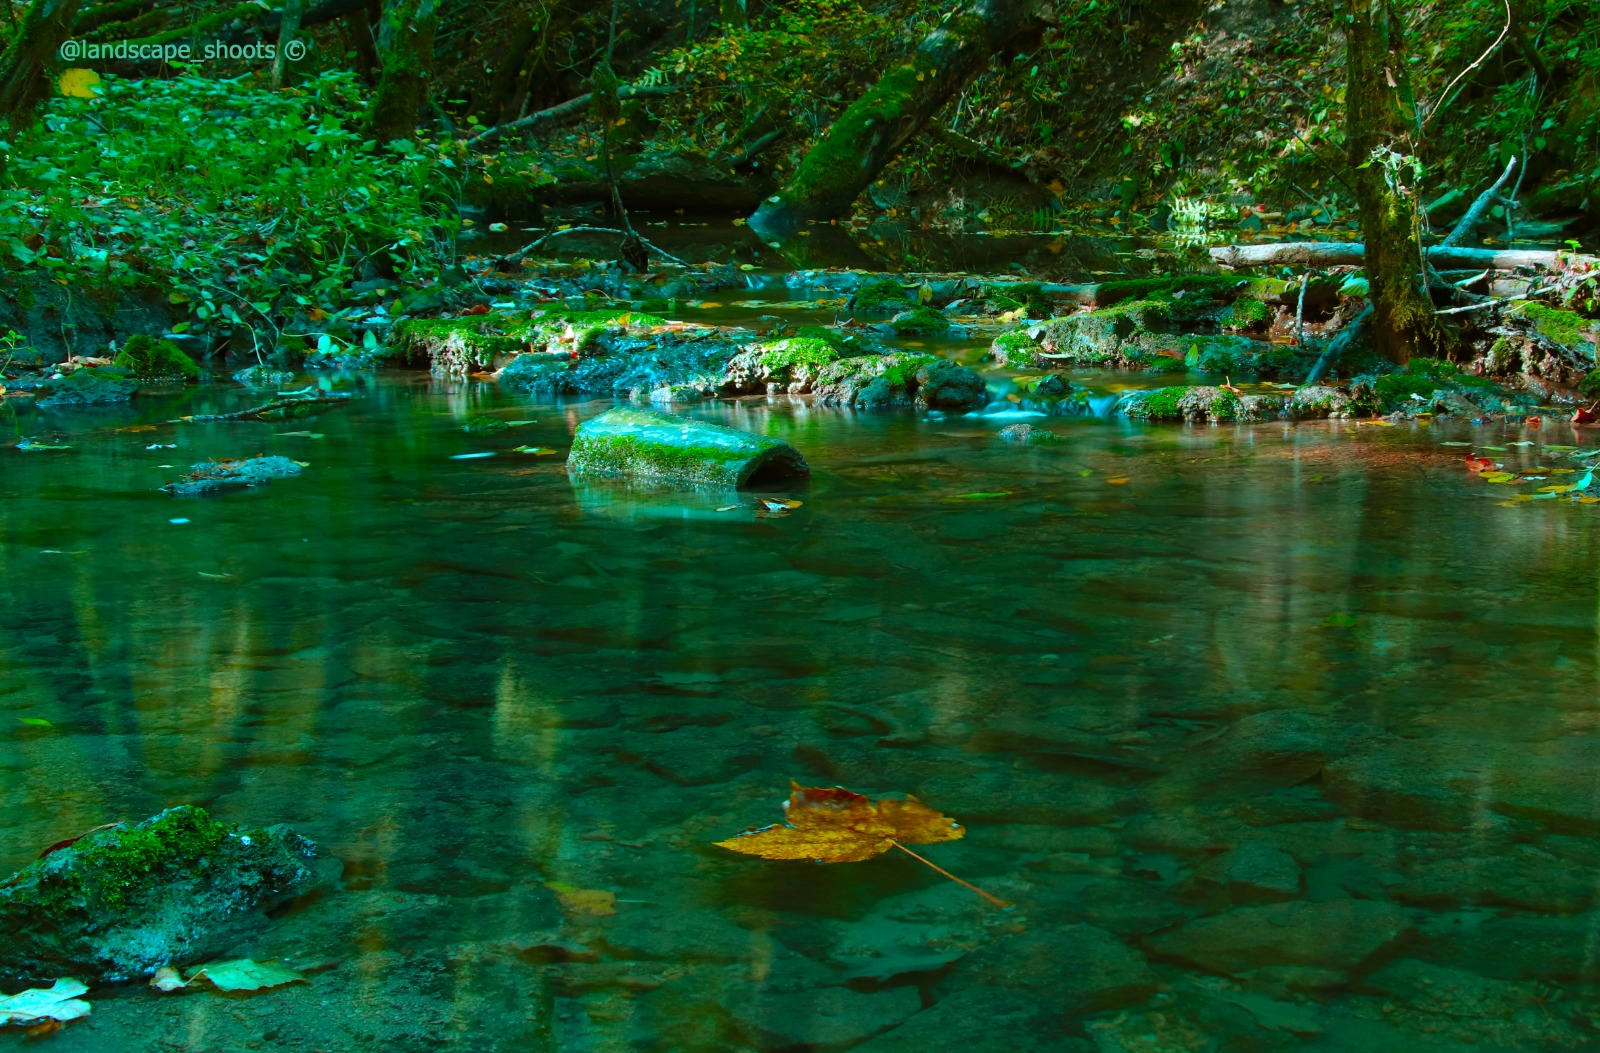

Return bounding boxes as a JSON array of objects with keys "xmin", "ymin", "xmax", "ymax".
[
  {"xmin": 567, "ymin": 407, "xmax": 809, "ymax": 487},
  {"xmin": 1145, "ymin": 899, "xmax": 1413, "ymax": 977},
  {"xmin": 999, "ymin": 423, "xmax": 1067, "ymax": 445},
  {"xmin": 163, "ymin": 455, "xmax": 304, "ymax": 495},
  {"xmin": 233, "ymin": 364, "xmax": 296, "ymax": 387},
  {"xmin": 730, "ymin": 985, "xmax": 920, "ymax": 1049},
  {"xmin": 0, "ymin": 805, "xmax": 325, "ymax": 982},
  {"xmin": 953, "ymin": 925, "xmax": 1159, "ymax": 1014},
  {"xmin": 35, "ymin": 367, "xmax": 137, "ymax": 407}
]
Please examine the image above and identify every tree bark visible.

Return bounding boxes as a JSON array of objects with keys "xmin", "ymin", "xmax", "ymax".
[
  {"xmin": 365, "ymin": 0, "xmax": 438, "ymax": 143},
  {"xmin": 270, "ymin": 0, "xmax": 305, "ymax": 89},
  {"xmin": 0, "ymin": 0, "xmax": 83, "ymax": 129},
  {"xmin": 747, "ymin": 0, "xmax": 1042, "ymax": 240},
  {"xmin": 1343, "ymin": 0, "xmax": 1437, "ymax": 364}
]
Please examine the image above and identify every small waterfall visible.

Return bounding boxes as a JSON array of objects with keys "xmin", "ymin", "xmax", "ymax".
[{"xmin": 1088, "ymin": 393, "xmax": 1121, "ymax": 417}]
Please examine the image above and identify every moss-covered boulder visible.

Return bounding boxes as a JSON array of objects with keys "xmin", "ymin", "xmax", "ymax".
[
  {"xmin": 1522, "ymin": 303, "xmax": 1599, "ymax": 359},
  {"xmin": 567, "ymin": 407, "xmax": 809, "ymax": 487},
  {"xmin": 1118, "ymin": 386, "xmax": 1284, "ymax": 423},
  {"xmin": 478, "ymin": 312, "xmax": 739, "ymax": 398},
  {"xmin": 850, "ymin": 278, "xmax": 914, "ymax": 314},
  {"xmin": 398, "ymin": 309, "xmax": 669, "ymax": 380},
  {"xmin": 981, "ymin": 282, "xmax": 1053, "ymax": 318},
  {"xmin": 723, "ymin": 337, "xmax": 843, "ymax": 394},
  {"xmin": 887, "ymin": 307, "xmax": 952, "ymax": 338},
  {"xmin": 808, "ymin": 353, "xmax": 985, "ymax": 410},
  {"xmin": 113, "ymin": 335, "xmax": 200, "ymax": 381},
  {"xmin": 1287, "ymin": 385, "xmax": 1359, "ymax": 419},
  {"xmin": 0, "ymin": 805, "xmax": 325, "ymax": 982},
  {"xmin": 35, "ymin": 366, "xmax": 138, "ymax": 407},
  {"xmin": 999, "ymin": 423, "xmax": 1067, "ymax": 445},
  {"xmin": 1029, "ymin": 303, "xmax": 1183, "ymax": 369}
]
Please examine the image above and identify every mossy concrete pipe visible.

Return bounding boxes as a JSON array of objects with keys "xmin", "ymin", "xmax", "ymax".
[{"xmin": 567, "ymin": 407, "xmax": 810, "ymax": 487}]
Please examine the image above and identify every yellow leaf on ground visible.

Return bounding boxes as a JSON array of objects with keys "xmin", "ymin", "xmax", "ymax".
[
  {"xmin": 59, "ymin": 69, "xmax": 102, "ymax": 99},
  {"xmin": 546, "ymin": 882, "xmax": 617, "ymax": 916}
]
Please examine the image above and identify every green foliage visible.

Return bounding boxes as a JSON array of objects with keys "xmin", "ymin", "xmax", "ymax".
[
  {"xmin": 882, "ymin": 353, "xmax": 936, "ymax": 388},
  {"xmin": 760, "ymin": 337, "xmax": 839, "ymax": 373},
  {"xmin": 0, "ymin": 71, "xmax": 472, "ymax": 342},
  {"xmin": 113, "ymin": 335, "xmax": 199, "ymax": 380}
]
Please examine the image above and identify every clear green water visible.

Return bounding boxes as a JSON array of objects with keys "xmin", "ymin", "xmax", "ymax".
[{"xmin": 3, "ymin": 376, "xmax": 1600, "ymax": 1052}]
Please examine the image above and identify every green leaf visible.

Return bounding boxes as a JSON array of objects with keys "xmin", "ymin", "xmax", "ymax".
[{"xmin": 17, "ymin": 717, "xmax": 52, "ymax": 727}]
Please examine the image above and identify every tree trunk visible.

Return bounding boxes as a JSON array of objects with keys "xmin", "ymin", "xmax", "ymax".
[
  {"xmin": 0, "ymin": 0, "xmax": 83, "ymax": 129},
  {"xmin": 365, "ymin": 0, "xmax": 437, "ymax": 143},
  {"xmin": 270, "ymin": 0, "xmax": 305, "ymax": 89},
  {"xmin": 747, "ymin": 0, "xmax": 1041, "ymax": 240},
  {"xmin": 1343, "ymin": 0, "xmax": 1437, "ymax": 364},
  {"xmin": 1208, "ymin": 241, "xmax": 1591, "ymax": 271}
]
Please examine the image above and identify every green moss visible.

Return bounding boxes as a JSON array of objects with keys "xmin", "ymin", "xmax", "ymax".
[
  {"xmin": 463, "ymin": 414, "xmax": 511, "ymax": 434},
  {"xmin": 114, "ymin": 335, "xmax": 199, "ymax": 380},
  {"xmin": 1523, "ymin": 303, "xmax": 1598, "ymax": 354},
  {"xmin": 16, "ymin": 805, "xmax": 230, "ymax": 913},
  {"xmin": 852, "ymin": 279, "xmax": 912, "ymax": 313},
  {"xmin": 1580, "ymin": 370, "xmax": 1600, "ymax": 398},
  {"xmin": 1374, "ymin": 372, "xmax": 1438, "ymax": 407},
  {"xmin": 1097, "ymin": 298, "xmax": 1171, "ymax": 324},
  {"xmin": 1095, "ymin": 274, "xmax": 1245, "ymax": 307},
  {"xmin": 889, "ymin": 307, "xmax": 951, "ymax": 337},
  {"xmin": 882, "ymin": 354, "xmax": 937, "ymax": 389},
  {"xmin": 394, "ymin": 309, "xmax": 665, "ymax": 359},
  {"xmin": 992, "ymin": 330, "xmax": 1040, "ymax": 366},
  {"xmin": 1221, "ymin": 298, "xmax": 1272, "ymax": 331},
  {"xmin": 1121, "ymin": 385, "xmax": 1189, "ymax": 420},
  {"xmin": 760, "ymin": 337, "xmax": 840, "ymax": 373}
]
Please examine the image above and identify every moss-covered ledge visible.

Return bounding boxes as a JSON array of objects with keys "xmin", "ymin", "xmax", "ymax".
[{"xmin": 567, "ymin": 407, "xmax": 810, "ymax": 487}]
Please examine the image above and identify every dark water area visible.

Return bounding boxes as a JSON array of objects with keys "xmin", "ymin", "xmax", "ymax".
[{"xmin": 4, "ymin": 373, "xmax": 1600, "ymax": 1051}]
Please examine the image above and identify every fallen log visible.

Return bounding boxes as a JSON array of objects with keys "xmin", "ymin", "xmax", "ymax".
[
  {"xmin": 466, "ymin": 85, "xmax": 674, "ymax": 148},
  {"xmin": 1210, "ymin": 242, "xmax": 1596, "ymax": 271},
  {"xmin": 178, "ymin": 394, "xmax": 355, "ymax": 423}
]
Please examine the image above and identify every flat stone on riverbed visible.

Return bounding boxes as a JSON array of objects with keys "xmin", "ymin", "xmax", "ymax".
[
  {"xmin": 1145, "ymin": 899, "xmax": 1413, "ymax": 976},
  {"xmin": 567, "ymin": 407, "xmax": 809, "ymax": 487}
]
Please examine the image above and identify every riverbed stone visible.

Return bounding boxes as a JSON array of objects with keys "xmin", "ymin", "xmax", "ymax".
[
  {"xmin": 1144, "ymin": 899, "xmax": 1414, "ymax": 976},
  {"xmin": 1288, "ymin": 384, "xmax": 1358, "ymax": 419},
  {"xmin": 1194, "ymin": 841, "xmax": 1302, "ymax": 903},
  {"xmin": 952, "ymin": 925, "xmax": 1158, "ymax": 1014},
  {"xmin": 0, "ymin": 805, "xmax": 325, "ymax": 982},
  {"xmin": 730, "ymin": 984, "xmax": 921, "ymax": 1049},
  {"xmin": 1148, "ymin": 710, "xmax": 1363, "ymax": 806},
  {"xmin": 567, "ymin": 407, "xmax": 808, "ymax": 487},
  {"xmin": 35, "ymin": 365, "xmax": 137, "ymax": 406},
  {"xmin": 853, "ymin": 986, "xmax": 1087, "ymax": 1053},
  {"xmin": 915, "ymin": 358, "xmax": 985, "ymax": 408},
  {"xmin": 1412, "ymin": 908, "xmax": 1600, "ymax": 981}
]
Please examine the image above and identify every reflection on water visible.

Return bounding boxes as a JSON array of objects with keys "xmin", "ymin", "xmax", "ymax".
[{"xmin": 3, "ymin": 376, "xmax": 1600, "ymax": 1051}]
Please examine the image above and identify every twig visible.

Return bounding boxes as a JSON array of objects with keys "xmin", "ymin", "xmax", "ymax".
[
  {"xmin": 728, "ymin": 128, "xmax": 783, "ymax": 169},
  {"xmin": 889, "ymin": 840, "xmax": 1011, "ymax": 909},
  {"xmin": 1433, "ymin": 284, "xmax": 1557, "ymax": 314},
  {"xmin": 464, "ymin": 84, "xmax": 673, "ymax": 147},
  {"xmin": 1424, "ymin": 0, "xmax": 1512, "ymax": 129},
  {"xmin": 1295, "ymin": 272, "xmax": 1310, "ymax": 347},
  {"xmin": 1304, "ymin": 303, "xmax": 1372, "ymax": 386},
  {"xmin": 496, "ymin": 225, "xmax": 687, "ymax": 266}
]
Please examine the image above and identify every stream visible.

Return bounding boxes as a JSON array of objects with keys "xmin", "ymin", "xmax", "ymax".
[{"xmin": 3, "ymin": 274, "xmax": 1600, "ymax": 1051}]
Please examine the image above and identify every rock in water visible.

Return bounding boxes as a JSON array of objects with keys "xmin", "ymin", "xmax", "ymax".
[
  {"xmin": 567, "ymin": 407, "xmax": 809, "ymax": 487},
  {"xmin": 0, "ymin": 805, "xmax": 325, "ymax": 982},
  {"xmin": 999, "ymin": 423, "xmax": 1066, "ymax": 445},
  {"xmin": 35, "ymin": 367, "xmax": 138, "ymax": 407},
  {"xmin": 163, "ymin": 456, "xmax": 304, "ymax": 495}
]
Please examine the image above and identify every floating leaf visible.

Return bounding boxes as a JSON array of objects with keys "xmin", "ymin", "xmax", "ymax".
[
  {"xmin": 715, "ymin": 505, "xmax": 739, "ymax": 512},
  {"xmin": 953, "ymin": 491, "xmax": 1011, "ymax": 500},
  {"xmin": 1538, "ymin": 484, "xmax": 1579, "ymax": 493},
  {"xmin": 451, "ymin": 452, "xmax": 495, "ymax": 460},
  {"xmin": 1106, "ymin": 476, "xmax": 1131, "ymax": 485},
  {"xmin": 1507, "ymin": 441, "xmax": 1535, "ymax": 447},
  {"xmin": 547, "ymin": 882, "xmax": 617, "ymax": 916},
  {"xmin": 0, "ymin": 979, "xmax": 91, "ymax": 1026},
  {"xmin": 716, "ymin": 783, "xmax": 1009, "ymax": 907},
  {"xmin": 759, "ymin": 498, "xmax": 803, "ymax": 510},
  {"xmin": 17, "ymin": 718, "xmax": 52, "ymax": 728},
  {"xmin": 511, "ymin": 445, "xmax": 559, "ymax": 455},
  {"xmin": 716, "ymin": 782, "xmax": 965, "ymax": 864},
  {"xmin": 1439, "ymin": 441, "xmax": 1472, "ymax": 447},
  {"xmin": 153, "ymin": 959, "xmax": 305, "ymax": 995},
  {"xmin": 1477, "ymin": 445, "xmax": 1507, "ymax": 452},
  {"xmin": 1479, "ymin": 472, "xmax": 1516, "ymax": 483}
]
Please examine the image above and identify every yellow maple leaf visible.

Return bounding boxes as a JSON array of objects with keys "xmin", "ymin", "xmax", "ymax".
[{"xmin": 59, "ymin": 69, "xmax": 102, "ymax": 99}]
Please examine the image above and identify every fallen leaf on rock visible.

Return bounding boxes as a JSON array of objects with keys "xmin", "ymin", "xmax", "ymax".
[
  {"xmin": 152, "ymin": 959, "xmax": 305, "ymax": 994},
  {"xmin": 716, "ymin": 782, "xmax": 1009, "ymax": 907},
  {"xmin": 0, "ymin": 979, "xmax": 91, "ymax": 1026},
  {"xmin": 546, "ymin": 882, "xmax": 617, "ymax": 916}
]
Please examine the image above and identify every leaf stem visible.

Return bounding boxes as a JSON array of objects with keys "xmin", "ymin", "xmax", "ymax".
[{"xmin": 889, "ymin": 840, "xmax": 1012, "ymax": 909}]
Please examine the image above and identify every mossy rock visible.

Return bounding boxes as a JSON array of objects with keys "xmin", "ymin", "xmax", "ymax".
[
  {"xmin": 35, "ymin": 366, "xmax": 137, "ymax": 407},
  {"xmin": 463, "ymin": 414, "xmax": 512, "ymax": 434},
  {"xmin": 233, "ymin": 364, "xmax": 295, "ymax": 387},
  {"xmin": 850, "ymin": 278, "xmax": 913, "ymax": 314},
  {"xmin": 999, "ymin": 423, "xmax": 1067, "ymax": 445},
  {"xmin": 397, "ymin": 309, "xmax": 667, "ymax": 378},
  {"xmin": 0, "ymin": 805, "xmax": 325, "ymax": 982},
  {"xmin": 163, "ymin": 455, "xmax": 305, "ymax": 495},
  {"xmin": 888, "ymin": 307, "xmax": 951, "ymax": 338},
  {"xmin": 1288, "ymin": 385, "xmax": 1358, "ymax": 419},
  {"xmin": 1118, "ymin": 385, "xmax": 1283, "ymax": 423},
  {"xmin": 1580, "ymin": 370, "xmax": 1600, "ymax": 398},
  {"xmin": 568, "ymin": 406, "xmax": 809, "ymax": 487},
  {"xmin": 1521, "ymin": 303, "xmax": 1599, "ymax": 357},
  {"xmin": 991, "ymin": 330, "xmax": 1042, "ymax": 368},
  {"xmin": 761, "ymin": 337, "xmax": 841, "ymax": 375},
  {"xmin": 113, "ymin": 335, "xmax": 200, "ymax": 381}
]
